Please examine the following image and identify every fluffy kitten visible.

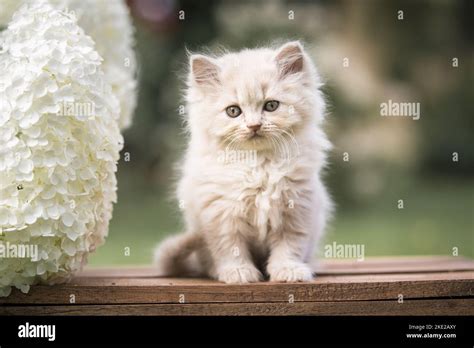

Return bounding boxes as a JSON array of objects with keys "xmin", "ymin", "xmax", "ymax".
[{"xmin": 154, "ymin": 41, "xmax": 332, "ymax": 283}]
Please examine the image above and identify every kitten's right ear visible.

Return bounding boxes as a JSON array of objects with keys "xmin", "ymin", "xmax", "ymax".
[{"xmin": 190, "ymin": 54, "xmax": 220, "ymax": 86}]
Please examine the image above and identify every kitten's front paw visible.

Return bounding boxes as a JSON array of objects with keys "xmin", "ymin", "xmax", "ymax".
[
  {"xmin": 217, "ymin": 264, "xmax": 263, "ymax": 284},
  {"xmin": 268, "ymin": 262, "xmax": 313, "ymax": 282}
]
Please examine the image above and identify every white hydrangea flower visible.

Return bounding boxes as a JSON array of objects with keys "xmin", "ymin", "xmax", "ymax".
[
  {"xmin": 0, "ymin": 0, "xmax": 137, "ymax": 130},
  {"xmin": 0, "ymin": 1, "xmax": 123, "ymax": 297}
]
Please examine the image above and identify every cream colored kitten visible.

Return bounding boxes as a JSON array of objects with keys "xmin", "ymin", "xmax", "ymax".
[{"xmin": 154, "ymin": 41, "xmax": 332, "ymax": 283}]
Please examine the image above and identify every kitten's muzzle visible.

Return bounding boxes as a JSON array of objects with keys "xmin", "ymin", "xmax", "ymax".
[{"xmin": 247, "ymin": 124, "xmax": 262, "ymax": 132}]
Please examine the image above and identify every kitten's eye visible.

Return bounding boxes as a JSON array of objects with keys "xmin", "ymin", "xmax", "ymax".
[
  {"xmin": 263, "ymin": 100, "xmax": 280, "ymax": 112},
  {"xmin": 225, "ymin": 105, "xmax": 242, "ymax": 118}
]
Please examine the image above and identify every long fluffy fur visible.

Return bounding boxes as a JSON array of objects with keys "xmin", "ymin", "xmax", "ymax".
[
  {"xmin": 154, "ymin": 232, "xmax": 204, "ymax": 277},
  {"xmin": 154, "ymin": 41, "xmax": 332, "ymax": 283}
]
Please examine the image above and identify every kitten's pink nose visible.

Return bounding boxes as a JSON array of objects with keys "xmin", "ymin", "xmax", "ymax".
[{"xmin": 247, "ymin": 124, "xmax": 261, "ymax": 132}]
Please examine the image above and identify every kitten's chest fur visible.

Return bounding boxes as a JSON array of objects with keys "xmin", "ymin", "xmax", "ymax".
[
  {"xmin": 182, "ymin": 146, "xmax": 316, "ymax": 244},
  {"xmin": 222, "ymin": 156, "xmax": 303, "ymax": 241}
]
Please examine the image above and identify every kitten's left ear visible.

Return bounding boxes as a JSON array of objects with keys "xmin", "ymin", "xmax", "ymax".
[{"xmin": 275, "ymin": 41, "xmax": 305, "ymax": 78}]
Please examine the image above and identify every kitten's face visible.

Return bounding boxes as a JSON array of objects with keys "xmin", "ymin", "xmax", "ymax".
[{"xmin": 187, "ymin": 42, "xmax": 320, "ymax": 152}]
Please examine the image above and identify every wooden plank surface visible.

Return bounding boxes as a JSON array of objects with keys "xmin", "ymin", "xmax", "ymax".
[
  {"xmin": 1, "ymin": 272, "xmax": 473, "ymax": 305},
  {"xmin": 77, "ymin": 255, "xmax": 474, "ymax": 277},
  {"xmin": 1, "ymin": 256, "xmax": 473, "ymax": 316},
  {"xmin": 2, "ymin": 299, "xmax": 473, "ymax": 316}
]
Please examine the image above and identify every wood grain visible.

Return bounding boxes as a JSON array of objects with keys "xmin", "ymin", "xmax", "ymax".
[
  {"xmin": 1, "ymin": 272, "xmax": 472, "ymax": 305},
  {"xmin": 1, "ymin": 256, "xmax": 473, "ymax": 315},
  {"xmin": 78, "ymin": 256, "xmax": 474, "ymax": 277},
  {"xmin": 2, "ymin": 299, "xmax": 472, "ymax": 316}
]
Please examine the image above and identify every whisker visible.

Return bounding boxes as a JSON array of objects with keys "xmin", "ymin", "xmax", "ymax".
[{"xmin": 278, "ymin": 128, "xmax": 300, "ymax": 159}]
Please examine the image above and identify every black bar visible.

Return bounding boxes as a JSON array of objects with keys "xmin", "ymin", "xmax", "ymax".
[{"xmin": 0, "ymin": 316, "xmax": 472, "ymax": 346}]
